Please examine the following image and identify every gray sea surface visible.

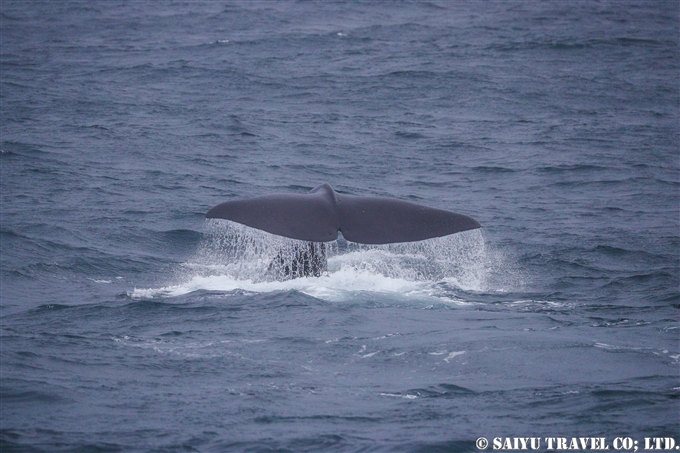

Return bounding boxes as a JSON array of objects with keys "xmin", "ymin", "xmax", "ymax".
[{"xmin": 1, "ymin": 1, "xmax": 678, "ymax": 452}]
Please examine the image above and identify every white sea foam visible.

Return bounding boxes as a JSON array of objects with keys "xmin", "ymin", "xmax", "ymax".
[
  {"xmin": 443, "ymin": 351, "xmax": 466, "ymax": 362},
  {"xmin": 380, "ymin": 393, "xmax": 418, "ymax": 399}
]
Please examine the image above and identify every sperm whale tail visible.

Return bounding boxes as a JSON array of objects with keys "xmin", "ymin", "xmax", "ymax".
[
  {"xmin": 206, "ymin": 183, "xmax": 481, "ymax": 245},
  {"xmin": 266, "ymin": 242, "xmax": 327, "ymax": 281}
]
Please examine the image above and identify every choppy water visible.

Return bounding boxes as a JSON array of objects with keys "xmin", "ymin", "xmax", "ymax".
[{"xmin": 1, "ymin": 1, "xmax": 678, "ymax": 452}]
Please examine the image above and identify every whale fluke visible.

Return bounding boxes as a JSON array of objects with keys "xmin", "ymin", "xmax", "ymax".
[{"xmin": 206, "ymin": 183, "xmax": 481, "ymax": 244}]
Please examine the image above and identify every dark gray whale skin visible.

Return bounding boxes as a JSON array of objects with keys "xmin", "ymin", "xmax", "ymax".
[{"xmin": 206, "ymin": 183, "xmax": 481, "ymax": 244}]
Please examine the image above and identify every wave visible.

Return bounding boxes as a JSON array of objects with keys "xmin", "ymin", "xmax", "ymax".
[{"xmin": 486, "ymin": 37, "xmax": 675, "ymax": 53}]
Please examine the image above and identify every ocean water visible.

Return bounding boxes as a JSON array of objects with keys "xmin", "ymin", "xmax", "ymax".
[{"xmin": 1, "ymin": 1, "xmax": 678, "ymax": 452}]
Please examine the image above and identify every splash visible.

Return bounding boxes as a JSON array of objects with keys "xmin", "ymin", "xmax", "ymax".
[{"xmin": 131, "ymin": 220, "xmax": 512, "ymax": 301}]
